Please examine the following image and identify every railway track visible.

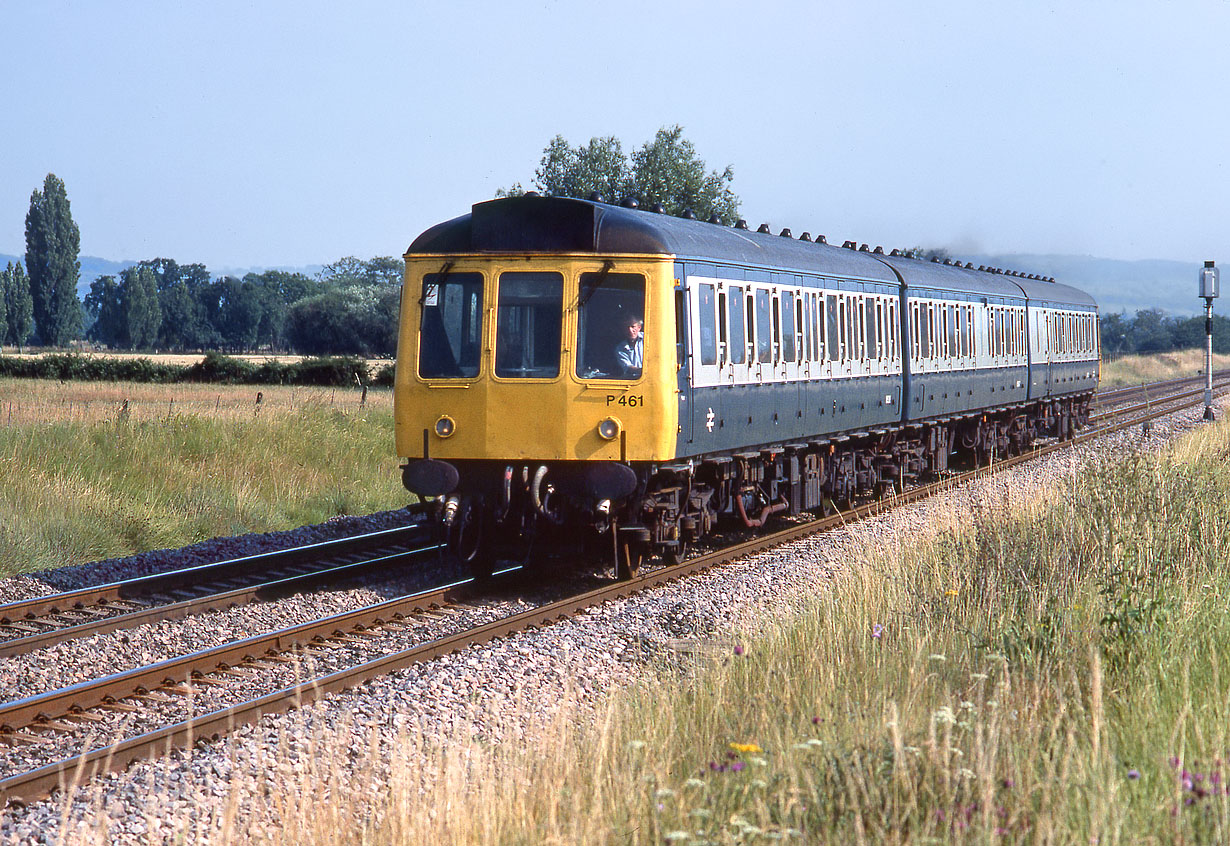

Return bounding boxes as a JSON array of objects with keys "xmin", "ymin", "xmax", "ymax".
[
  {"xmin": 0, "ymin": 374, "xmax": 1225, "ymax": 806},
  {"xmin": 0, "ymin": 524, "xmax": 438, "ymax": 658}
]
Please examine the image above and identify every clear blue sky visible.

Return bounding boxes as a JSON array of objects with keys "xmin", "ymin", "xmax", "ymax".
[{"xmin": 2, "ymin": 0, "xmax": 1228, "ymax": 270}]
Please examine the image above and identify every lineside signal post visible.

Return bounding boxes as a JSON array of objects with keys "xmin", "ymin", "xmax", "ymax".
[{"xmin": 1200, "ymin": 260, "xmax": 1219, "ymax": 421}]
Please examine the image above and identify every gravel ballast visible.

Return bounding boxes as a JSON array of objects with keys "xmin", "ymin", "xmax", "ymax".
[{"xmin": 0, "ymin": 404, "xmax": 1218, "ymax": 844}]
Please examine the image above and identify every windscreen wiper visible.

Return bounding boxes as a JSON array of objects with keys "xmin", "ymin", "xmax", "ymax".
[{"xmin": 578, "ymin": 260, "xmax": 615, "ymax": 308}]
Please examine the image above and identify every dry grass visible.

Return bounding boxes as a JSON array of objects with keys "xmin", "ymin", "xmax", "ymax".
[
  {"xmin": 0, "ymin": 377, "xmax": 389, "ymax": 425},
  {"xmin": 1100, "ymin": 348, "xmax": 1230, "ymax": 387}
]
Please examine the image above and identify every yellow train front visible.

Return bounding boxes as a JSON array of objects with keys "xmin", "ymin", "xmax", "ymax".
[{"xmin": 395, "ymin": 195, "xmax": 679, "ymax": 576}]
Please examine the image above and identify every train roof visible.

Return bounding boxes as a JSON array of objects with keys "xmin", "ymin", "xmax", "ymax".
[{"xmin": 409, "ymin": 195, "xmax": 1097, "ymax": 308}]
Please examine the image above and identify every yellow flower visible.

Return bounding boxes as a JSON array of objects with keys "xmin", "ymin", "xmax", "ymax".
[
  {"xmin": 946, "ymin": 588, "xmax": 960, "ymax": 597},
  {"xmin": 729, "ymin": 742, "xmax": 763, "ymax": 754}
]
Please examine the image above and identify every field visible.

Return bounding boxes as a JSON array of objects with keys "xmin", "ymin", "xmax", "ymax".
[
  {"xmin": 0, "ymin": 378, "xmax": 406, "ymax": 576},
  {"xmin": 1099, "ymin": 348, "xmax": 1230, "ymax": 387}
]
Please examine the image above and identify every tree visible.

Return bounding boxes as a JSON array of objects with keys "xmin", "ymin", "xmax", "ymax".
[
  {"xmin": 502, "ymin": 126, "xmax": 741, "ymax": 222},
  {"xmin": 319, "ymin": 256, "xmax": 401, "ymax": 287},
  {"xmin": 24, "ymin": 173, "xmax": 83, "ymax": 345},
  {"xmin": 0, "ymin": 266, "xmax": 9, "ymax": 350},
  {"xmin": 84, "ymin": 275, "xmax": 124, "ymax": 347},
  {"xmin": 118, "ymin": 265, "xmax": 161, "ymax": 348},
  {"xmin": 4, "ymin": 261, "xmax": 33, "ymax": 350}
]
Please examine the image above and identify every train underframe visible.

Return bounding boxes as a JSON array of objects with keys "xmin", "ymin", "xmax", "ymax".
[{"xmin": 409, "ymin": 393, "xmax": 1090, "ymax": 580}]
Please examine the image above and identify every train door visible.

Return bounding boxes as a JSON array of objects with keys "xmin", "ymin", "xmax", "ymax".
[{"xmin": 686, "ymin": 276, "xmax": 722, "ymax": 445}]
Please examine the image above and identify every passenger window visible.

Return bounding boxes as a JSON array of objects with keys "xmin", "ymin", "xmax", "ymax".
[
  {"xmin": 418, "ymin": 271, "xmax": 484, "ymax": 379},
  {"xmin": 717, "ymin": 291, "xmax": 728, "ymax": 362},
  {"xmin": 781, "ymin": 290, "xmax": 796, "ymax": 362},
  {"xmin": 864, "ymin": 299, "xmax": 876, "ymax": 360},
  {"xmin": 919, "ymin": 303, "xmax": 931, "ymax": 359},
  {"xmin": 811, "ymin": 294, "xmax": 821, "ymax": 362},
  {"xmin": 728, "ymin": 287, "xmax": 746, "ymax": 364},
  {"xmin": 755, "ymin": 289, "xmax": 772, "ymax": 363},
  {"xmin": 697, "ymin": 283, "xmax": 718, "ymax": 366},
  {"xmin": 796, "ymin": 296, "xmax": 805, "ymax": 362},
  {"xmin": 826, "ymin": 295, "xmax": 838, "ymax": 362},
  {"xmin": 575, "ymin": 271, "xmax": 645, "ymax": 380}
]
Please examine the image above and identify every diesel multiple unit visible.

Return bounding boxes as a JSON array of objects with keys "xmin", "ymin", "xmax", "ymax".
[{"xmin": 395, "ymin": 195, "xmax": 1099, "ymax": 577}]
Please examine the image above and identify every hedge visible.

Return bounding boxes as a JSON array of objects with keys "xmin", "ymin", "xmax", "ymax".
[{"xmin": 0, "ymin": 353, "xmax": 395, "ymax": 388}]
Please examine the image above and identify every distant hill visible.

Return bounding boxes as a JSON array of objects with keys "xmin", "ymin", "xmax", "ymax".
[
  {"xmin": 0, "ymin": 254, "xmax": 322, "ymax": 298},
  {"xmin": 0, "ymin": 250, "xmax": 1209, "ymax": 316},
  {"xmin": 958, "ymin": 254, "xmax": 1200, "ymax": 316}
]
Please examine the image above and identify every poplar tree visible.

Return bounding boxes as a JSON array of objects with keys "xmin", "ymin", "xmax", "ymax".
[
  {"xmin": 3, "ymin": 262, "xmax": 33, "ymax": 350},
  {"xmin": 24, "ymin": 173, "xmax": 83, "ymax": 346},
  {"xmin": 119, "ymin": 265, "xmax": 161, "ymax": 349},
  {"xmin": 0, "ymin": 266, "xmax": 9, "ymax": 349}
]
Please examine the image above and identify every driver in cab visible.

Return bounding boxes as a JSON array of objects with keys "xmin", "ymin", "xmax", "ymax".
[{"xmin": 615, "ymin": 315, "xmax": 643, "ymax": 378}]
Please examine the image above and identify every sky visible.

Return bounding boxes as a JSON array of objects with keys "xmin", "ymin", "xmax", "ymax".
[{"xmin": 3, "ymin": 0, "xmax": 1229, "ymax": 272}]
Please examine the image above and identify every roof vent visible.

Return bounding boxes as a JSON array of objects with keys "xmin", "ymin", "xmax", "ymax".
[
  {"xmin": 682, "ymin": 208, "xmax": 697, "ymax": 220},
  {"xmin": 799, "ymin": 232, "xmax": 812, "ymax": 242},
  {"xmin": 842, "ymin": 240, "xmax": 857, "ymax": 250},
  {"xmin": 890, "ymin": 248, "xmax": 901, "ymax": 257},
  {"xmin": 873, "ymin": 246, "xmax": 884, "ymax": 254},
  {"xmin": 621, "ymin": 197, "xmax": 639, "ymax": 209},
  {"xmin": 735, "ymin": 219, "xmax": 749, "ymax": 229},
  {"xmin": 708, "ymin": 214, "xmax": 722, "ymax": 224},
  {"xmin": 931, "ymin": 256, "xmax": 941, "ymax": 263},
  {"xmin": 964, "ymin": 262, "xmax": 973, "ymax": 269},
  {"xmin": 587, "ymin": 192, "xmax": 605, "ymax": 203},
  {"xmin": 978, "ymin": 265, "xmax": 987, "ymax": 272},
  {"xmin": 651, "ymin": 203, "xmax": 667, "ymax": 214},
  {"xmin": 757, "ymin": 223, "xmax": 772, "ymax": 234},
  {"xmin": 859, "ymin": 244, "xmax": 870, "ymax": 252},
  {"xmin": 816, "ymin": 235, "xmax": 827, "ymax": 244},
  {"xmin": 779, "ymin": 227, "xmax": 792, "ymax": 238}
]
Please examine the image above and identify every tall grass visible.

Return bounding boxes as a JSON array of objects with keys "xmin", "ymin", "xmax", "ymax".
[
  {"xmin": 355, "ymin": 418, "xmax": 1230, "ymax": 844},
  {"xmin": 0, "ymin": 380, "xmax": 405, "ymax": 576}
]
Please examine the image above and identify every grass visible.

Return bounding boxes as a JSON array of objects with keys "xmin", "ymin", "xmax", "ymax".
[
  {"xmin": 1100, "ymin": 347, "xmax": 1230, "ymax": 387},
  {"xmin": 0, "ymin": 378, "xmax": 406, "ymax": 576}
]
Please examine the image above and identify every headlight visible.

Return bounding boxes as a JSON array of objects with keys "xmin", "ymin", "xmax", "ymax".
[
  {"xmin": 434, "ymin": 415, "xmax": 456, "ymax": 438},
  {"xmin": 597, "ymin": 417, "xmax": 621, "ymax": 440}
]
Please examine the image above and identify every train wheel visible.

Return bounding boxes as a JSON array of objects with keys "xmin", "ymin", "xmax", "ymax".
[
  {"xmin": 450, "ymin": 499, "xmax": 494, "ymax": 578},
  {"xmin": 664, "ymin": 541, "xmax": 689, "ymax": 566},
  {"xmin": 614, "ymin": 526, "xmax": 648, "ymax": 581}
]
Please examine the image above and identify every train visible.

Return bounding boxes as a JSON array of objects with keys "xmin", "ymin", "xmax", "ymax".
[{"xmin": 393, "ymin": 194, "xmax": 1099, "ymax": 578}]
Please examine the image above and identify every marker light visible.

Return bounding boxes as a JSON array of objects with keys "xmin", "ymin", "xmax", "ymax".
[
  {"xmin": 597, "ymin": 417, "xmax": 622, "ymax": 440},
  {"xmin": 434, "ymin": 415, "xmax": 456, "ymax": 438}
]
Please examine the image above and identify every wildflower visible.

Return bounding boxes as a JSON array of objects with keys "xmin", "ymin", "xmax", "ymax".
[
  {"xmin": 1127, "ymin": 769, "xmax": 1140, "ymax": 780},
  {"xmin": 734, "ymin": 645, "xmax": 744, "ymax": 656},
  {"xmin": 946, "ymin": 588, "xmax": 960, "ymax": 597},
  {"xmin": 1001, "ymin": 778, "xmax": 1015, "ymax": 789},
  {"xmin": 872, "ymin": 623, "xmax": 883, "ymax": 638},
  {"xmin": 812, "ymin": 716, "xmax": 822, "ymax": 724},
  {"xmin": 750, "ymin": 756, "xmax": 768, "ymax": 767},
  {"xmin": 664, "ymin": 832, "xmax": 690, "ymax": 842},
  {"xmin": 932, "ymin": 706, "xmax": 957, "ymax": 726},
  {"xmin": 729, "ymin": 742, "xmax": 763, "ymax": 754},
  {"xmin": 731, "ymin": 761, "xmax": 745, "ymax": 772},
  {"xmin": 627, "ymin": 740, "xmax": 646, "ymax": 750},
  {"xmin": 1169, "ymin": 756, "xmax": 1181, "ymax": 768},
  {"xmin": 655, "ymin": 788, "xmax": 675, "ymax": 799},
  {"xmin": 684, "ymin": 778, "xmax": 706, "ymax": 789},
  {"xmin": 929, "ymin": 654, "xmax": 947, "ymax": 662}
]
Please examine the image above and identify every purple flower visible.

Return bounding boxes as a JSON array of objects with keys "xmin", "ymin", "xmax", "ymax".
[
  {"xmin": 812, "ymin": 716, "xmax": 821, "ymax": 725},
  {"xmin": 872, "ymin": 623, "xmax": 884, "ymax": 639},
  {"xmin": 1001, "ymin": 778, "xmax": 1014, "ymax": 789},
  {"xmin": 734, "ymin": 645, "xmax": 744, "ymax": 656},
  {"xmin": 1127, "ymin": 769, "xmax": 1141, "ymax": 780},
  {"xmin": 1170, "ymin": 756, "xmax": 1181, "ymax": 768},
  {"xmin": 731, "ymin": 761, "xmax": 745, "ymax": 772}
]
